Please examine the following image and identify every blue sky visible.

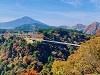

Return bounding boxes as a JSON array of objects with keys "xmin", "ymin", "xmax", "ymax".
[{"xmin": 0, "ymin": 0, "xmax": 100, "ymax": 26}]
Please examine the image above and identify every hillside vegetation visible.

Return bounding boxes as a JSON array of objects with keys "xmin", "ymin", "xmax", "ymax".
[
  {"xmin": 52, "ymin": 37, "xmax": 100, "ymax": 75},
  {"xmin": 0, "ymin": 28, "xmax": 90, "ymax": 75}
]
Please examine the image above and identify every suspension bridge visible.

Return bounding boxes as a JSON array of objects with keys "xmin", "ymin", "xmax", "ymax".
[
  {"xmin": 1, "ymin": 33, "xmax": 81, "ymax": 47},
  {"xmin": 30, "ymin": 38, "xmax": 81, "ymax": 47},
  {"xmin": 2, "ymin": 34, "xmax": 81, "ymax": 46},
  {"xmin": 0, "ymin": 24, "xmax": 81, "ymax": 47}
]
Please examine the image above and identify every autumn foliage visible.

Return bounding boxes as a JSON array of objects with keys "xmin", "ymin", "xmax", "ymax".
[
  {"xmin": 52, "ymin": 37, "xmax": 100, "ymax": 75},
  {"xmin": 0, "ymin": 28, "xmax": 90, "ymax": 75},
  {"xmin": 18, "ymin": 68, "xmax": 40, "ymax": 75}
]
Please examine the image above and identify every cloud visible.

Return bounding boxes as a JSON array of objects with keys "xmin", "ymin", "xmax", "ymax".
[
  {"xmin": 60, "ymin": 0, "xmax": 100, "ymax": 8},
  {"xmin": 16, "ymin": 3, "xmax": 25, "ymax": 9},
  {"xmin": 60, "ymin": 0, "xmax": 81, "ymax": 7}
]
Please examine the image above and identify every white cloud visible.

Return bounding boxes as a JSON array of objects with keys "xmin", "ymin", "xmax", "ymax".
[
  {"xmin": 60, "ymin": 0, "xmax": 81, "ymax": 7},
  {"xmin": 16, "ymin": 3, "xmax": 25, "ymax": 8},
  {"xmin": 60, "ymin": 0, "xmax": 100, "ymax": 8}
]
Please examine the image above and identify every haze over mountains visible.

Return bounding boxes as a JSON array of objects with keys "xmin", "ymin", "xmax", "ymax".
[{"xmin": 0, "ymin": 16, "xmax": 100, "ymax": 35}]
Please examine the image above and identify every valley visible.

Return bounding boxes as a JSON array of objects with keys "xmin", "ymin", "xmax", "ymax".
[
  {"xmin": 0, "ymin": 28, "xmax": 91, "ymax": 75},
  {"xmin": 0, "ymin": 0, "xmax": 100, "ymax": 75},
  {"xmin": 0, "ymin": 16, "xmax": 100, "ymax": 75}
]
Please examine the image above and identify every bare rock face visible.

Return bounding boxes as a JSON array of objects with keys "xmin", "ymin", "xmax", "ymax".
[
  {"xmin": 84, "ymin": 22, "xmax": 100, "ymax": 35},
  {"xmin": 96, "ymin": 27, "xmax": 100, "ymax": 36}
]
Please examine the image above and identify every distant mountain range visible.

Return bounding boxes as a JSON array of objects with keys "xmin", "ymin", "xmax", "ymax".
[
  {"xmin": 59, "ymin": 22, "xmax": 100, "ymax": 35},
  {"xmin": 0, "ymin": 16, "xmax": 51, "ymax": 29},
  {"xmin": 58, "ymin": 24, "xmax": 86, "ymax": 31},
  {"xmin": 71, "ymin": 24, "xmax": 86, "ymax": 31},
  {"xmin": 0, "ymin": 16, "xmax": 100, "ymax": 35}
]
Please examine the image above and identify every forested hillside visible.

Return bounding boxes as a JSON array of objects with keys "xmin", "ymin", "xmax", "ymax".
[
  {"xmin": 0, "ymin": 28, "xmax": 90, "ymax": 75},
  {"xmin": 37, "ymin": 28, "xmax": 89, "ymax": 44},
  {"xmin": 51, "ymin": 37, "xmax": 100, "ymax": 75}
]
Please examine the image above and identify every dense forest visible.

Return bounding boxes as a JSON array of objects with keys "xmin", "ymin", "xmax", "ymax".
[
  {"xmin": 0, "ymin": 28, "xmax": 91, "ymax": 75},
  {"xmin": 51, "ymin": 37, "xmax": 100, "ymax": 75}
]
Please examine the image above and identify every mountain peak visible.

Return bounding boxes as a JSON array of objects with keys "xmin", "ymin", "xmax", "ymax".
[
  {"xmin": 23, "ymin": 16, "xmax": 30, "ymax": 18},
  {"xmin": 72, "ymin": 24, "xmax": 86, "ymax": 30},
  {"xmin": 91, "ymin": 21, "xmax": 100, "ymax": 25},
  {"xmin": 96, "ymin": 27, "xmax": 100, "ymax": 36},
  {"xmin": 84, "ymin": 22, "xmax": 100, "ymax": 35},
  {"xmin": 20, "ymin": 16, "xmax": 33, "ymax": 20},
  {"xmin": 0, "ymin": 16, "xmax": 48, "ymax": 29},
  {"xmin": 93, "ymin": 21, "xmax": 99, "ymax": 23}
]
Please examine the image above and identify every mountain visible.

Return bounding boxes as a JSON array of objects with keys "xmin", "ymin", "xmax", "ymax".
[
  {"xmin": 72, "ymin": 24, "xmax": 86, "ymax": 31},
  {"xmin": 84, "ymin": 22, "xmax": 100, "ymax": 35},
  {"xmin": 0, "ymin": 16, "xmax": 50, "ymax": 29},
  {"xmin": 15, "ymin": 23, "xmax": 53, "ymax": 31},
  {"xmin": 96, "ymin": 27, "xmax": 100, "ymax": 36},
  {"xmin": 58, "ymin": 25, "xmax": 70, "ymax": 29}
]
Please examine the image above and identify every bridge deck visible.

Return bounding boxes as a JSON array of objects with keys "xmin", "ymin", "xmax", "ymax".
[{"xmin": 30, "ymin": 38, "xmax": 81, "ymax": 46}]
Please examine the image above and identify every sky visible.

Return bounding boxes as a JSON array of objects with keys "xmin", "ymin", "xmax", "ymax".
[{"xmin": 0, "ymin": 0, "xmax": 100, "ymax": 26}]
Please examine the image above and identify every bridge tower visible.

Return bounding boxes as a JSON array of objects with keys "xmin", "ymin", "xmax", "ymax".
[{"xmin": 32, "ymin": 25, "xmax": 35, "ymax": 38}]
